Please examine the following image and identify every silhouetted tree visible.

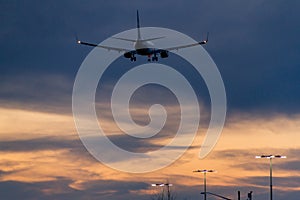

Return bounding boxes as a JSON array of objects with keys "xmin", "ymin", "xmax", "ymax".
[{"xmin": 151, "ymin": 186, "xmax": 176, "ymax": 200}]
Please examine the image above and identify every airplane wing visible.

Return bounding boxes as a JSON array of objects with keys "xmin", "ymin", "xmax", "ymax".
[
  {"xmin": 165, "ymin": 33, "xmax": 209, "ymax": 51},
  {"xmin": 165, "ymin": 40, "xmax": 207, "ymax": 51},
  {"xmin": 77, "ymin": 40, "xmax": 131, "ymax": 52}
]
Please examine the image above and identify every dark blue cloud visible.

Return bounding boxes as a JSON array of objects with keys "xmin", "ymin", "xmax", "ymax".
[
  {"xmin": 0, "ymin": 136, "xmax": 82, "ymax": 152},
  {"xmin": 0, "ymin": 181, "xmax": 46, "ymax": 200},
  {"xmin": 0, "ymin": 179, "xmax": 151, "ymax": 200}
]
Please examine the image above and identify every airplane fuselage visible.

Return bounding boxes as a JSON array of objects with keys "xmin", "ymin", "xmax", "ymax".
[{"xmin": 134, "ymin": 40, "xmax": 155, "ymax": 56}]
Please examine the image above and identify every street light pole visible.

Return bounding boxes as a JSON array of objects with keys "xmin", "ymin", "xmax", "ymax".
[
  {"xmin": 270, "ymin": 157, "xmax": 272, "ymax": 200},
  {"xmin": 255, "ymin": 155, "xmax": 286, "ymax": 200},
  {"xmin": 193, "ymin": 169, "xmax": 215, "ymax": 200},
  {"xmin": 204, "ymin": 172, "xmax": 206, "ymax": 200}
]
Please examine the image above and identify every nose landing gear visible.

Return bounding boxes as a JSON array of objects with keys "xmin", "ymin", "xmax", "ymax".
[{"xmin": 148, "ymin": 54, "xmax": 158, "ymax": 62}]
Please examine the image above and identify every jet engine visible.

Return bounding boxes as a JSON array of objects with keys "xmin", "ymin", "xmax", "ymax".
[
  {"xmin": 124, "ymin": 52, "xmax": 132, "ymax": 58},
  {"xmin": 160, "ymin": 50, "xmax": 169, "ymax": 58}
]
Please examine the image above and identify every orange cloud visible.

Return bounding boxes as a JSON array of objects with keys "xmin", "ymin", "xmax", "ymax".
[{"xmin": 0, "ymin": 106, "xmax": 299, "ymax": 197}]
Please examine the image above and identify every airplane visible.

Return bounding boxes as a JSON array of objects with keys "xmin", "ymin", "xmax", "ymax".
[{"xmin": 77, "ymin": 10, "xmax": 208, "ymax": 62}]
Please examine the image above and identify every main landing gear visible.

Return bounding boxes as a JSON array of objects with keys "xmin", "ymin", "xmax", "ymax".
[
  {"xmin": 130, "ymin": 56, "xmax": 136, "ymax": 61},
  {"xmin": 152, "ymin": 55, "xmax": 158, "ymax": 61}
]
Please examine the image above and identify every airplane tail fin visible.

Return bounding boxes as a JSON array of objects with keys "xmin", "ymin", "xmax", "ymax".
[
  {"xmin": 111, "ymin": 11, "xmax": 164, "ymax": 43},
  {"xmin": 137, "ymin": 10, "xmax": 141, "ymax": 40}
]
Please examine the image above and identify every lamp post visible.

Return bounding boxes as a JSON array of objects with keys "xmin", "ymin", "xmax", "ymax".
[
  {"xmin": 151, "ymin": 183, "xmax": 173, "ymax": 200},
  {"xmin": 193, "ymin": 169, "xmax": 215, "ymax": 200},
  {"xmin": 255, "ymin": 155, "xmax": 286, "ymax": 200}
]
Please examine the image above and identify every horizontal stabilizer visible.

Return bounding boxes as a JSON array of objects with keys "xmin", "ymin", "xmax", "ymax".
[
  {"xmin": 111, "ymin": 37, "xmax": 136, "ymax": 42},
  {"xmin": 140, "ymin": 36, "xmax": 165, "ymax": 42}
]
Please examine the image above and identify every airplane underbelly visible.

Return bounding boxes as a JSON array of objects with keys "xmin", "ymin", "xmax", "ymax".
[{"xmin": 136, "ymin": 48, "xmax": 153, "ymax": 55}]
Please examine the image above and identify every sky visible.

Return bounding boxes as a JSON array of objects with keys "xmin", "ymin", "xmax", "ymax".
[{"xmin": 0, "ymin": 0, "xmax": 300, "ymax": 199}]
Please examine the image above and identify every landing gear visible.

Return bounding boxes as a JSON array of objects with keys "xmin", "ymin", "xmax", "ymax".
[
  {"xmin": 130, "ymin": 56, "xmax": 136, "ymax": 62},
  {"xmin": 152, "ymin": 56, "xmax": 158, "ymax": 61},
  {"xmin": 148, "ymin": 54, "xmax": 158, "ymax": 62}
]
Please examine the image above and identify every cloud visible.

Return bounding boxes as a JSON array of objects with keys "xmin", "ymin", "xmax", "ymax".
[
  {"xmin": 0, "ymin": 137, "xmax": 82, "ymax": 152},
  {"xmin": 209, "ymin": 148, "xmax": 297, "ymax": 172},
  {"xmin": 0, "ymin": 178, "xmax": 153, "ymax": 200},
  {"xmin": 0, "ymin": 179, "xmax": 81, "ymax": 200},
  {"xmin": 0, "ymin": 73, "xmax": 73, "ymax": 115},
  {"xmin": 0, "ymin": 180, "xmax": 46, "ymax": 200},
  {"xmin": 237, "ymin": 176, "xmax": 300, "ymax": 191},
  {"xmin": 73, "ymin": 179, "xmax": 149, "ymax": 194},
  {"xmin": 277, "ymin": 160, "xmax": 300, "ymax": 172},
  {"xmin": 0, "ymin": 107, "xmax": 75, "ymax": 139}
]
